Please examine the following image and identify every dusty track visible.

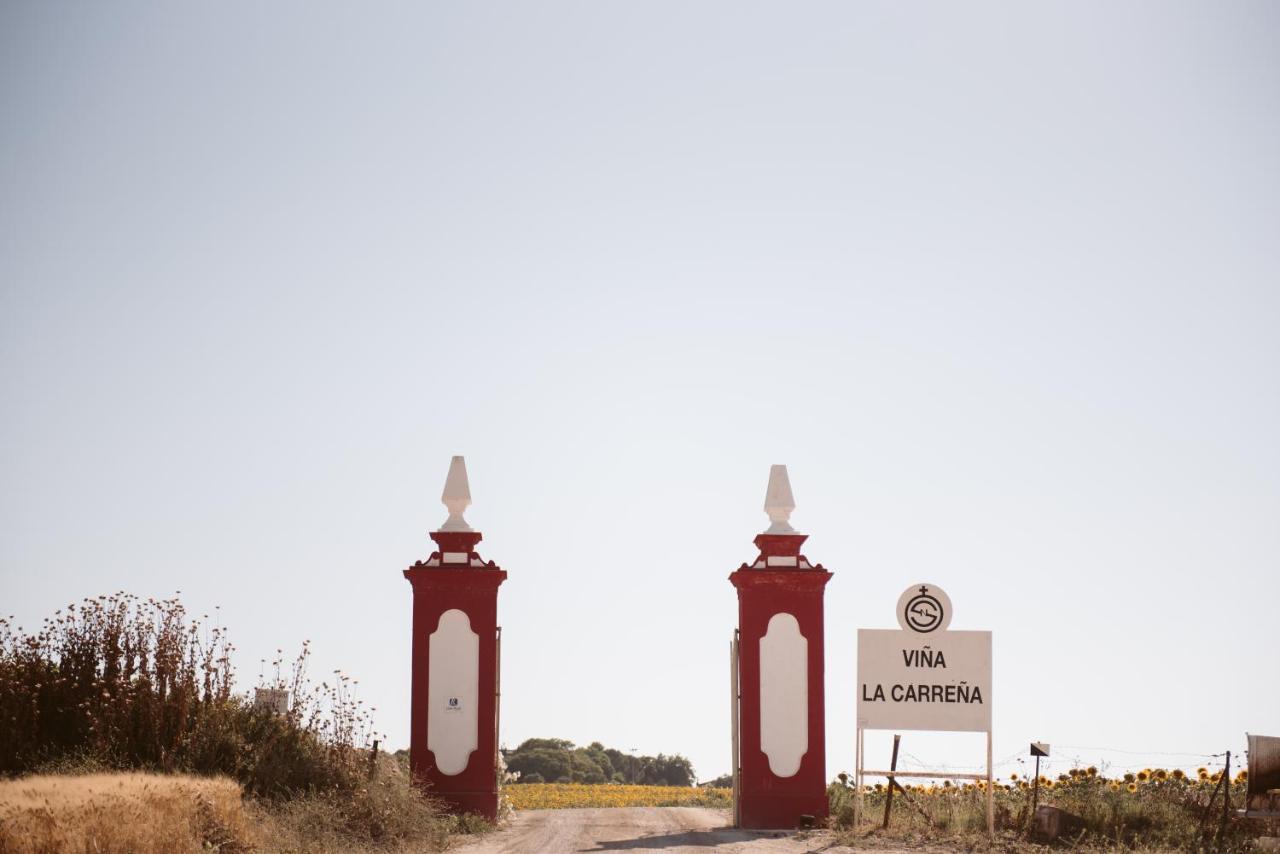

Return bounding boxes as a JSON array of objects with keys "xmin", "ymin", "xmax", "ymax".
[{"xmin": 454, "ymin": 807, "xmax": 917, "ymax": 853}]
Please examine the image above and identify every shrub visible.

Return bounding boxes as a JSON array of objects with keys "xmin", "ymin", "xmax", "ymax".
[
  {"xmin": 0, "ymin": 593, "xmax": 374, "ymax": 798},
  {"xmin": 248, "ymin": 756, "xmax": 454, "ymax": 852}
]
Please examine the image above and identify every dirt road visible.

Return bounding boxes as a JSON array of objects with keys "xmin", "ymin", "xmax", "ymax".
[{"xmin": 453, "ymin": 807, "xmax": 911, "ymax": 853}]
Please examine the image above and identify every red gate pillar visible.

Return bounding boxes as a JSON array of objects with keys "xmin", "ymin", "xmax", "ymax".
[
  {"xmin": 403, "ymin": 456, "xmax": 506, "ymax": 821},
  {"xmin": 730, "ymin": 465, "xmax": 832, "ymax": 829}
]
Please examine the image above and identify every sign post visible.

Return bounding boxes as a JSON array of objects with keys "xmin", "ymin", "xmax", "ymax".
[
  {"xmin": 855, "ymin": 584, "xmax": 994, "ymax": 834},
  {"xmin": 1030, "ymin": 742, "xmax": 1049, "ymax": 821}
]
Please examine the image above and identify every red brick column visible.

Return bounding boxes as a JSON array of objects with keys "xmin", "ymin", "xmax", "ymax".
[{"xmin": 730, "ymin": 466, "xmax": 833, "ymax": 828}]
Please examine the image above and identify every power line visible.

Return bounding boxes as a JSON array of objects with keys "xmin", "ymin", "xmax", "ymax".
[{"xmin": 1054, "ymin": 744, "xmax": 1227, "ymax": 759}]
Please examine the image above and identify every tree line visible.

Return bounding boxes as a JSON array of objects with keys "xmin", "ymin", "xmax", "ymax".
[{"xmin": 503, "ymin": 738, "xmax": 696, "ymax": 787}]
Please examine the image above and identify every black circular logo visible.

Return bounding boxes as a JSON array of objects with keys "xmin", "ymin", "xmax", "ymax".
[{"xmin": 903, "ymin": 587, "xmax": 944, "ymax": 633}]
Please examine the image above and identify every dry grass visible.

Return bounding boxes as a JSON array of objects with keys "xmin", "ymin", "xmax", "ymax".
[
  {"xmin": 0, "ymin": 767, "xmax": 466, "ymax": 854},
  {"xmin": 0, "ymin": 772, "xmax": 252, "ymax": 854}
]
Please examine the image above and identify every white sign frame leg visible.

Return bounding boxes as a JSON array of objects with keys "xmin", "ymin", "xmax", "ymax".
[{"xmin": 853, "ymin": 725, "xmax": 994, "ymax": 836}]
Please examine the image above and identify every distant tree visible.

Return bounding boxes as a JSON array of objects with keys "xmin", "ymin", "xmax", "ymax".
[
  {"xmin": 506, "ymin": 745, "xmax": 574, "ymax": 783},
  {"xmin": 515, "ymin": 737, "xmax": 575, "ymax": 753},
  {"xmin": 638, "ymin": 754, "xmax": 695, "ymax": 787},
  {"xmin": 581, "ymin": 742, "xmax": 616, "ymax": 780},
  {"xmin": 504, "ymin": 738, "xmax": 696, "ymax": 786},
  {"xmin": 700, "ymin": 773, "xmax": 732, "ymax": 788},
  {"xmin": 663, "ymin": 754, "xmax": 696, "ymax": 787},
  {"xmin": 604, "ymin": 748, "xmax": 638, "ymax": 783}
]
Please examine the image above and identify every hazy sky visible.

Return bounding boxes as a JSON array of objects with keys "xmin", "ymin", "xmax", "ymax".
[{"xmin": 3, "ymin": 2, "xmax": 1278, "ymax": 783}]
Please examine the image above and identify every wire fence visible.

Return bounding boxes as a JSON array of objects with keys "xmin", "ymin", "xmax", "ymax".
[{"xmin": 849, "ymin": 741, "xmax": 1248, "ymax": 781}]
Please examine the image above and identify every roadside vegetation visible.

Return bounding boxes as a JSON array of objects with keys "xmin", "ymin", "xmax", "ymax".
[
  {"xmin": 0, "ymin": 593, "xmax": 466, "ymax": 853},
  {"xmin": 829, "ymin": 765, "xmax": 1262, "ymax": 850}
]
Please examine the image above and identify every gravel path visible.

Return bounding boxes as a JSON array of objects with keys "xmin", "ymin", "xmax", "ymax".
[{"xmin": 452, "ymin": 807, "xmax": 879, "ymax": 853}]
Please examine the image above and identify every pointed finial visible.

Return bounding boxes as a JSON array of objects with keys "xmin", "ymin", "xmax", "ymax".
[
  {"xmin": 763, "ymin": 464, "xmax": 799, "ymax": 535},
  {"xmin": 439, "ymin": 456, "xmax": 473, "ymax": 532}
]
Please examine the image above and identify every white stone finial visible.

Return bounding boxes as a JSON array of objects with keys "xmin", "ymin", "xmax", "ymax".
[
  {"xmin": 439, "ymin": 456, "xmax": 473, "ymax": 531},
  {"xmin": 763, "ymin": 464, "xmax": 798, "ymax": 535}
]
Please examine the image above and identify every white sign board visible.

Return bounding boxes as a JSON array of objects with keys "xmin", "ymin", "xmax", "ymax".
[
  {"xmin": 854, "ymin": 584, "xmax": 996, "ymax": 833},
  {"xmin": 856, "ymin": 583, "xmax": 992, "ymax": 733},
  {"xmin": 857, "ymin": 628, "xmax": 992, "ymax": 731}
]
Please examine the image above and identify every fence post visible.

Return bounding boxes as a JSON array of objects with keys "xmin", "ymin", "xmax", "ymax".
[
  {"xmin": 1217, "ymin": 750, "xmax": 1231, "ymax": 844},
  {"xmin": 882, "ymin": 734, "xmax": 901, "ymax": 829}
]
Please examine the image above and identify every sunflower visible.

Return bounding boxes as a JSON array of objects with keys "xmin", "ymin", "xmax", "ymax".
[
  {"xmin": 1155, "ymin": 769, "xmax": 1168, "ymax": 781},
  {"xmin": 1087, "ymin": 766, "xmax": 1098, "ymax": 777},
  {"xmin": 1127, "ymin": 783, "xmax": 1138, "ymax": 793},
  {"xmin": 1171, "ymin": 769, "xmax": 1186, "ymax": 781},
  {"xmin": 1123, "ymin": 773, "xmax": 1136, "ymax": 783},
  {"xmin": 1010, "ymin": 773, "xmax": 1019, "ymax": 781},
  {"xmin": 1109, "ymin": 782, "xmax": 1121, "ymax": 791},
  {"xmin": 1237, "ymin": 770, "xmax": 1248, "ymax": 782},
  {"xmin": 1136, "ymin": 770, "xmax": 1150, "ymax": 782}
]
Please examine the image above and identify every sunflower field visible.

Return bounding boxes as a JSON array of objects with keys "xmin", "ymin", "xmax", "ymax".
[
  {"xmin": 505, "ymin": 783, "xmax": 732, "ymax": 810},
  {"xmin": 830, "ymin": 765, "xmax": 1257, "ymax": 849}
]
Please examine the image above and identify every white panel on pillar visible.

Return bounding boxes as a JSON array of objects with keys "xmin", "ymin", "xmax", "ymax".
[
  {"xmin": 428, "ymin": 609, "xmax": 480, "ymax": 775},
  {"xmin": 759, "ymin": 612, "xmax": 808, "ymax": 778}
]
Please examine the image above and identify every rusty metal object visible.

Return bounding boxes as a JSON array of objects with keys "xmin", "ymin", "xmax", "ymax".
[
  {"xmin": 1032, "ymin": 805, "xmax": 1085, "ymax": 841},
  {"xmin": 1247, "ymin": 733, "xmax": 1280, "ymax": 815}
]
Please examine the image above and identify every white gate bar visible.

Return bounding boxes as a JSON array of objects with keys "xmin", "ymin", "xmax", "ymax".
[{"xmin": 860, "ymin": 769, "xmax": 987, "ymax": 780}]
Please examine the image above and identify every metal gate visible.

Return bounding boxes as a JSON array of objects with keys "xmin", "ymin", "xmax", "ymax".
[{"xmin": 729, "ymin": 629, "xmax": 741, "ymax": 827}]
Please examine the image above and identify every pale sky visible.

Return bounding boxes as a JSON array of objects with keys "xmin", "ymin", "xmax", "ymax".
[{"xmin": 3, "ymin": 2, "xmax": 1278, "ymax": 784}]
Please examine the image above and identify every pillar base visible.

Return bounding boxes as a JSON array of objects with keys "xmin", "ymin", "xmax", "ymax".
[
  {"xmin": 428, "ymin": 788, "xmax": 500, "ymax": 822},
  {"xmin": 730, "ymin": 532, "xmax": 832, "ymax": 832},
  {"xmin": 737, "ymin": 791, "xmax": 829, "ymax": 829}
]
